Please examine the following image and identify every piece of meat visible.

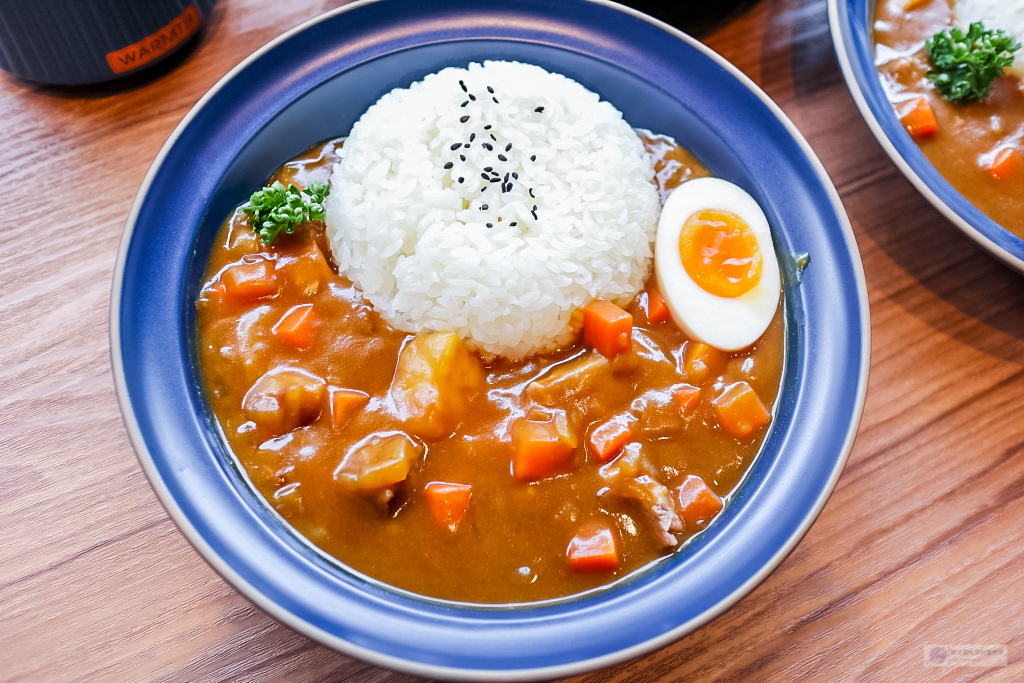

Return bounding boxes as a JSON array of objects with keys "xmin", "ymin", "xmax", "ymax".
[{"xmin": 599, "ymin": 443, "xmax": 682, "ymax": 548}]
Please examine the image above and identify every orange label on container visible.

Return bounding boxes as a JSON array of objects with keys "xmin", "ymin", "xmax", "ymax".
[{"xmin": 106, "ymin": 5, "xmax": 201, "ymax": 75}]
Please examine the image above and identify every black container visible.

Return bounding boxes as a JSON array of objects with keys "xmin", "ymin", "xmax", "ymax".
[
  {"xmin": 0, "ymin": 0, "xmax": 217, "ymax": 85},
  {"xmin": 624, "ymin": 0, "xmax": 762, "ymax": 36}
]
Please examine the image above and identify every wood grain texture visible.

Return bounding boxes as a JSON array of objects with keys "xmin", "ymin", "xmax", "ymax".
[{"xmin": 1, "ymin": 0, "xmax": 1022, "ymax": 681}]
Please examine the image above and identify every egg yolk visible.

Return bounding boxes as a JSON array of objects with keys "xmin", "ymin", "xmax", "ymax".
[{"xmin": 679, "ymin": 209, "xmax": 762, "ymax": 298}]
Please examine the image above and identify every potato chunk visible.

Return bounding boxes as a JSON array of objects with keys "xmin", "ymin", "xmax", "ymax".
[
  {"xmin": 334, "ymin": 432, "xmax": 422, "ymax": 493},
  {"xmin": 242, "ymin": 367, "xmax": 326, "ymax": 437},
  {"xmin": 389, "ymin": 332, "xmax": 485, "ymax": 439}
]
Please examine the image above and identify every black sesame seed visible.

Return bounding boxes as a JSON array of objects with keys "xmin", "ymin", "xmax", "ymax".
[
  {"xmin": 443, "ymin": 161, "xmax": 454, "ymax": 169},
  {"xmin": 464, "ymin": 143, "xmax": 470, "ymax": 148},
  {"xmin": 535, "ymin": 106, "xmax": 544, "ymax": 113},
  {"xmin": 491, "ymin": 170, "xmax": 499, "ymax": 176},
  {"xmin": 487, "ymin": 86, "xmax": 494, "ymax": 93},
  {"xmin": 484, "ymin": 124, "xmax": 492, "ymax": 130},
  {"xmin": 458, "ymin": 177, "xmax": 465, "ymax": 183},
  {"xmin": 484, "ymin": 166, "xmax": 493, "ymax": 172},
  {"xmin": 505, "ymin": 143, "xmax": 512, "ymax": 152},
  {"xmin": 529, "ymin": 188, "xmax": 535, "ymax": 197},
  {"xmin": 512, "ymin": 172, "xmax": 518, "ymax": 179},
  {"xmin": 498, "ymin": 154, "xmax": 507, "ymax": 162},
  {"xmin": 507, "ymin": 183, "xmax": 514, "ymax": 191},
  {"xmin": 531, "ymin": 210, "xmax": 538, "ymax": 219},
  {"xmin": 460, "ymin": 115, "xmax": 470, "ymax": 123},
  {"xmin": 510, "ymin": 222, "xmax": 517, "ymax": 227},
  {"xmin": 450, "ymin": 143, "xmax": 461, "ymax": 151},
  {"xmin": 461, "ymin": 101, "xmax": 469, "ymax": 107},
  {"xmin": 490, "ymin": 134, "xmax": 497, "ymax": 141},
  {"xmin": 482, "ymin": 142, "xmax": 493, "ymax": 151},
  {"xmin": 490, "ymin": 177, "xmax": 501, "ymax": 183},
  {"xmin": 504, "ymin": 172, "xmax": 510, "ymax": 181},
  {"xmin": 533, "ymin": 204, "xmax": 538, "ymax": 211},
  {"xmin": 486, "ymin": 223, "xmax": 493, "ymax": 228},
  {"xmin": 481, "ymin": 173, "xmax": 490, "ymax": 180},
  {"xmin": 459, "ymin": 80, "xmax": 467, "ymax": 92},
  {"xmin": 530, "ymin": 155, "xmax": 537, "ymax": 161},
  {"xmin": 470, "ymin": 133, "xmax": 476, "ymax": 142},
  {"xmin": 481, "ymin": 204, "xmax": 489, "ymax": 210},
  {"xmin": 460, "ymin": 154, "xmax": 466, "ymax": 161},
  {"xmin": 469, "ymin": 94, "xmax": 476, "ymax": 101},
  {"xmin": 492, "ymin": 97, "xmax": 499, "ymax": 103}
]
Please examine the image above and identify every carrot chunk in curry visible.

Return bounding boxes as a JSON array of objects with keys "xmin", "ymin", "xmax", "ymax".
[
  {"xmin": 676, "ymin": 475, "xmax": 723, "ymax": 530},
  {"xmin": 329, "ymin": 387, "xmax": 369, "ymax": 430},
  {"xmin": 273, "ymin": 304, "xmax": 319, "ymax": 348},
  {"xmin": 221, "ymin": 259, "xmax": 277, "ymax": 301},
  {"xmin": 713, "ymin": 381, "xmax": 770, "ymax": 439},
  {"xmin": 424, "ymin": 482, "xmax": 473, "ymax": 532},
  {"xmin": 567, "ymin": 524, "xmax": 619, "ymax": 572},
  {"xmin": 512, "ymin": 410, "xmax": 578, "ymax": 481},
  {"xmin": 583, "ymin": 299, "xmax": 633, "ymax": 359}
]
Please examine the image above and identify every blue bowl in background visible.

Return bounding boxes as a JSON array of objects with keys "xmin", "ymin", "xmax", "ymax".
[
  {"xmin": 0, "ymin": 0, "xmax": 216, "ymax": 85},
  {"xmin": 111, "ymin": 0, "xmax": 870, "ymax": 678},
  {"xmin": 829, "ymin": 0, "xmax": 1024, "ymax": 273}
]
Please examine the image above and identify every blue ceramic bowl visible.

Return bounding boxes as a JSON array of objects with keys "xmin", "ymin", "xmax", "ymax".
[
  {"xmin": 829, "ymin": 0, "xmax": 1024, "ymax": 273},
  {"xmin": 111, "ymin": 0, "xmax": 869, "ymax": 678}
]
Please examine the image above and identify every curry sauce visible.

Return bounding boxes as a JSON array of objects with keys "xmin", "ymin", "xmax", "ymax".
[{"xmin": 195, "ymin": 136, "xmax": 784, "ymax": 603}]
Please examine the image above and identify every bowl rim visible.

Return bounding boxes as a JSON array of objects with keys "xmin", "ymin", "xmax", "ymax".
[
  {"xmin": 110, "ymin": 0, "xmax": 870, "ymax": 678},
  {"xmin": 828, "ymin": 0, "xmax": 1024, "ymax": 273}
]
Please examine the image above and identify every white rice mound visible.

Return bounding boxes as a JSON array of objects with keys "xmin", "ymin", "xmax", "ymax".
[
  {"xmin": 324, "ymin": 60, "xmax": 660, "ymax": 359},
  {"xmin": 956, "ymin": 0, "xmax": 1024, "ymax": 78}
]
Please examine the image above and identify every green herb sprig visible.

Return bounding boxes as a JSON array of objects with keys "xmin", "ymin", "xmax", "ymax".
[
  {"xmin": 925, "ymin": 22, "xmax": 1020, "ymax": 103},
  {"xmin": 243, "ymin": 180, "xmax": 330, "ymax": 244}
]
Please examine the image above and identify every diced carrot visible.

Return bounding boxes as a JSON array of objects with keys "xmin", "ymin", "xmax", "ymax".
[
  {"xmin": 273, "ymin": 304, "xmax": 319, "ymax": 348},
  {"xmin": 511, "ymin": 412, "xmax": 577, "ymax": 481},
  {"xmin": 424, "ymin": 481, "xmax": 472, "ymax": 531},
  {"xmin": 583, "ymin": 299, "xmax": 633, "ymax": 358},
  {"xmin": 644, "ymin": 285, "xmax": 671, "ymax": 324},
  {"xmin": 681, "ymin": 341, "xmax": 725, "ymax": 384},
  {"xmin": 567, "ymin": 525, "xmax": 619, "ymax": 572},
  {"xmin": 673, "ymin": 384, "xmax": 701, "ymax": 413},
  {"xmin": 587, "ymin": 416, "xmax": 633, "ymax": 462},
  {"xmin": 986, "ymin": 147, "xmax": 1023, "ymax": 181},
  {"xmin": 898, "ymin": 97, "xmax": 937, "ymax": 138},
  {"xmin": 712, "ymin": 381, "xmax": 770, "ymax": 439},
  {"xmin": 200, "ymin": 279, "xmax": 227, "ymax": 303},
  {"xmin": 222, "ymin": 259, "xmax": 277, "ymax": 301},
  {"xmin": 903, "ymin": 0, "xmax": 930, "ymax": 9},
  {"xmin": 676, "ymin": 475, "xmax": 723, "ymax": 530},
  {"xmin": 329, "ymin": 387, "xmax": 369, "ymax": 429}
]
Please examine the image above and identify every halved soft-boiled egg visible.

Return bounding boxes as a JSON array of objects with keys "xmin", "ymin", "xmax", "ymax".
[{"xmin": 655, "ymin": 177, "xmax": 781, "ymax": 351}]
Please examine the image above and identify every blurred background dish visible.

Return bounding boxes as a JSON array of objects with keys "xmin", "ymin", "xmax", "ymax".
[{"xmin": 829, "ymin": 0, "xmax": 1024, "ymax": 272}]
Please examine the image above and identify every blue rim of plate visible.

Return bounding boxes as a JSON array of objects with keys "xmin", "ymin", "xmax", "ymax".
[
  {"xmin": 829, "ymin": 0, "xmax": 1024, "ymax": 273},
  {"xmin": 110, "ymin": 0, "xmax": 870, "ymax": 678}
]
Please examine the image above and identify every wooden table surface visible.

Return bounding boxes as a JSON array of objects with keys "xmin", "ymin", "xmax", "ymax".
[{"xmin": 3, "ymin": 0, "xmax": 1023, "ymax": 680}]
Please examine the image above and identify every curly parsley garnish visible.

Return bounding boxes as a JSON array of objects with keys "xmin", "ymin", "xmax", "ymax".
[
  {"xmin": 243, "ymin": 180, "xmax": 330, "ymax": 244},
  {"xmin": 925, "ymin": 22, "xmax": 1020, "ymax": 103}
]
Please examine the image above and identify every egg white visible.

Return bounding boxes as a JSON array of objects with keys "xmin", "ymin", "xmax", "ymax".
[{"xmin": 654, "ymin": 177, "xmax": 781, "ymax": 352}]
